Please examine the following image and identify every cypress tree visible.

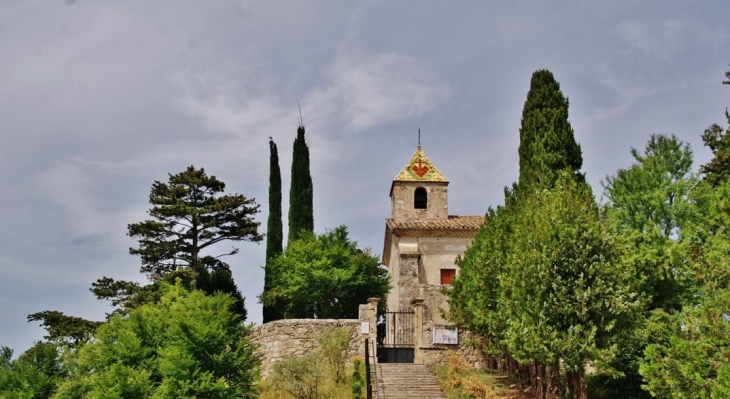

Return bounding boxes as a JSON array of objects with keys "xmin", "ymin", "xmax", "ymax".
[
  {"xmin": 263, "ymin": 137, "xmax": 283, "ymax": 322},
  {"xmin": 266, "ymin": 137, "xmax": 283, "ymax": 260},
  {"xmin": 517, "ymin": 69, "xmax": 583, "ymax": 188},
  {"xmin": 287, "ymin": 125, "xmax": 314, "ymax": 242}
]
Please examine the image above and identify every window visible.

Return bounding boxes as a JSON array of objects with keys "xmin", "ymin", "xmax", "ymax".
[
  {"xmin": 414, "ymin": 187, "xmax": 427, "ymax": 209},
  {"xmin": 440, "ymin": 269, "xmax": 456, "ymax": 285}
]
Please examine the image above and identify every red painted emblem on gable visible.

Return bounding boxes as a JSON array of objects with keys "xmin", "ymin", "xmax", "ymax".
[{"xmin": 411, "ymin": 159, "xmax": 430, "ymax": 178}]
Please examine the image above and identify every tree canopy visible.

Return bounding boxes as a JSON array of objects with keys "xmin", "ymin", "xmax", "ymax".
[
  {"xmin": 700, "ymin": 110, "xmax": 730, "ymax": 187},
  {"xmin": 53, "ymin": 282, "xmax": 259, "ymax": 399},
  {"xmin": 634, "ymin": 67, "xmax": 730, "ymax": 398},
  {"xmin": 264, "ymin": 137, "xmax": 284, "ymax": 323},
  {"xmin": 288, "ymin": 126, "xmax": 314, "ymax": 242},
  {"xmin": 266, "ymin": 137, "xmax": 284, "ymax": 261},
  {"xmin": 128, "ymin": 165, "xmax": 262, "ymax": 278},
  {"xmin": 449, "ymin": 69, "xmax": 634, "ymax": 399},
  {"xmin": 260, "ymin": 226, "xmax": 388, "ymax": 319},
  {"xmin": 0, "ymin": 342, "xmax": 64, "ymax": 399},
  {"xmin": 517, "ymin": 69, "xmax": 583, "ymax": 188}
]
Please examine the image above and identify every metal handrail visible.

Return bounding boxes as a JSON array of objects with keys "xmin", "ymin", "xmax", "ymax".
[{"xmin": 371, "ymin": 338, "xmax": 382, "ymax": 399}]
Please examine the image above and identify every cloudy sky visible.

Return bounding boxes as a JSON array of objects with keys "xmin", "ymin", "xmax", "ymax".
[{"xmin": 1, "ymin": 1, "xmax": 728, "ymax": 354}]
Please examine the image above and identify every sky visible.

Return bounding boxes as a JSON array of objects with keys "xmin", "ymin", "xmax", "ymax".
[{"xmin": 1, "ymin": 1, "xmax": 728, "ymax": 354}]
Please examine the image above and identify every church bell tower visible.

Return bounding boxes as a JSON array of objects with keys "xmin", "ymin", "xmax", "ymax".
[{"xmin": 390, "ymin": 146, "xmax": 449, "ymax": 222}]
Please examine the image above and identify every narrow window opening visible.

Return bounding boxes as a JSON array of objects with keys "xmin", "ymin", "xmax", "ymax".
[
  {"xmin": 441, "ymin": 269, "xmax": 456, "ymax": 285},
  {"xmin": 414, "ymin": 187, "xmax": 427, "ymax": 209}
]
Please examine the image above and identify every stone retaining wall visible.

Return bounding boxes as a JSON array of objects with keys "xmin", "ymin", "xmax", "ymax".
[
  {"xmin": 420, "ymin": 323, "xmax": 489, "ymax": 369},
  {"xmin": 251, "ymin": 319, "xmax": 365, "ymax": 377},
  {"xmin": 413, "ymin": 284, "xmax": 489, "ymax": 369}
]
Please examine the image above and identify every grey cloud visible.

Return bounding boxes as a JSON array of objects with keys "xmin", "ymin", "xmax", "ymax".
[{"xmin": 1, "ymin": 0, "xmax": 728, "ymax": 355}]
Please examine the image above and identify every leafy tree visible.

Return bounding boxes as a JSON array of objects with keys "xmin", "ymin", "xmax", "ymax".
[
  {"xmin": 90, "ymin": 166, "xmax": 258, "ymax": 320},
  {"xmin": 595, "ymin": 134, "xmax": 697, "ymax": 397},
  {"xmin": 501, "ymin": 175, "xmax": 637, "ymax": 399},
  {"xmin": 288, "ymin": 126, "xmax": 314, "ymax": 243},
  {"xmin": 637, "ymin": 177, "xmax": 730, "ymax": 397},
  {"xmin": 1, "ymin": 346, "xmax": 12, "ymax": 369},
  {"xmin": 450, "ymin": 70, "xmax": 636, "ymax": 399},
  {"xmin": 53, "ymin": 282, "xmax": 259, "ymax": 399},
  {"xmin": 26, "ymin": 311, "xmax": 102, "ymax": 346},
  {"xmin": 264, "ymin": 137, "xmax": 283, "ymax": 323},
  {"xmin": 128, "ymin": 165, "xmax": 262, "ymax": 278},
  {"xmin": 634, "ymin": 66, "xmax": 730, "ymax": 399},
  {"xmin": 449, "ymin": 203, "xmax": 514, "ymax": 365},
  {"xmin": 602, "ymin": 134, "xmax": 696, "ymax": 311},
  {"xmin": 92, "ymin": 261, "xmax": 248, "ymax": 320},
  {"xmin": 700, "ymin": 114, "xmax": 730, "ymax": 187},
  {"xmin": 260, "ymin": 226, "xmax": 388, "ymax": 319},
  {"xmin": 0, "ymin": 342, "xmax": 63, "ymax": 399},
  {"xmin": 640, "ymin": 291, "xmax": 730, "ymax": 398},
  {"xmin": 701, "ymin": 66, "xmax": 730, "ymax": 187},
  {"xmin": 517, "ymin": 69, "xmax": 583, "ymax": 188}
]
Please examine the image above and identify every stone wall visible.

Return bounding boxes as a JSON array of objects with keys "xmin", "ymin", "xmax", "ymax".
[
  {"xmin": 420, "ymin": 323, "xmax": 489, "ymax": 369},
  {"xmin": 251, "ymin": 299, "xmax": 380, "ymax": 377},
  {"xmin": 412, "ymin": 284, "xmax": 489, "ymax": 369},
  {"xmin": 391, "ymin": 181, "xmax": 449, "ymax": 222},
  {"xmin": 251, "ymin": 319, "xmax": 363, "ymax": 377}
]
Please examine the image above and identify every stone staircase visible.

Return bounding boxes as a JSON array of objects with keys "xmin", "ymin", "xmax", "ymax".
[{"xmin": 374, "ymin": 363, "xmax": 446, "ymax": 399}]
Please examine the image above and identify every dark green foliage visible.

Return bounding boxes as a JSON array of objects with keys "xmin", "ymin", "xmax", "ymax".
[
  {"xmin": 128, "ymin": 165, "xmax": 262, "ymax": 278},
  {"xmin": 26, "ymin": 311, "xmax": 102, "ymax": 346},
  {"xmin": 264, "ymin": 137, "xmax": 283, "ymax": 323},
  {"xmin": 517, "ymin": 69, "xmax": 583, "ymax": 188},
  {"xmin": 508, "ymin": 175, "xmax": 638, "ymax": 396},
  {"xmin": 266, "ymin": 137, "xmax": 284, "ymax": 260},
  {"xmin": 90, "ymin": 276, "xmax": 167, "ymax": 316},
  {"xmin": 640, "ymin": 294, "xmax": 730, "ymax": 398},
  {"xmin": 351, "ymin": 359, "xmax": 363, "ymax": 399},
  {"xmin": 637, "ymin": 176, "xmax": 730, "ymax": 397},
  {"xmin": 288, "ymin": 126, "xmax": 314, "ymax": 243},
  {"xmin": 450, "ymin": 204, "xmax": 513, "ymax": 359},
  {"xmin": 452, "ymin": 175, "xmax": 638, "ymax": 399},
  {"xmin": 701, "ymin": 117, "xmax": 730, "ymax": 187},
  {"xmin": 700, "ymin": 68, "xmax": 730, "ymax": 189},
  {"xmin": 598, "ymin": 134, "xmax": 697, "ymax": 396},
  {"xmin": 194, "ymin": 258, "xmax": 248, "ymax": 320},
  {"xmin": 54, "ymin": 282, "xmax": 259, "ymax": 398},
  {"xmin": 261, "ymin": 226, "xmax": 389, "ymax": 319},
  {"xmin": 602, "ymin": 134, "xmax": 696, "ymax": 311},
  {"xmin": 1, "ymin": 346, "xmax": 12, "ymax": 368},
  {"xmin": 91, "ymin": 258, "xmax": 247, "ymax": 320},
  {"xmin": 450, "ymin": 70, "xmax": 636, "ymax": 399},
  {"xmin": 0, "ymin": 342, "xmax": 63, "ymax": 399}
]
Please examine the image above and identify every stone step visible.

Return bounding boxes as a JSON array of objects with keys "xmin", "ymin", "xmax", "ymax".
[{"xmin": 374, "ymin": 363, "xmax": 445, "ymax": 399}]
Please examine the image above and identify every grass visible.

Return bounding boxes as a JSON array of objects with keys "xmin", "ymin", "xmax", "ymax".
[{"xmin": 431, "ymin": 355, "xmax": 528, "ymax": 399}]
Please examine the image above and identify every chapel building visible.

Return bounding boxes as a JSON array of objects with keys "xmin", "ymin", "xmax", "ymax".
[{"xmin": 381, "ymin": 146, "xmax": 486, "ymax": 365}]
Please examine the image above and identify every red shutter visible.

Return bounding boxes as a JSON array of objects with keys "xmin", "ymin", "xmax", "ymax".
[{"xmin": 440, "ymin": 269, "xmax": 456, "ymax": 285}]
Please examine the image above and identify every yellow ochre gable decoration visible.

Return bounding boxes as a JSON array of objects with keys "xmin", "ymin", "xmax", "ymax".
[{"xmin": 394, "ymin": 147, "xmax": 448, "ymax": 182}]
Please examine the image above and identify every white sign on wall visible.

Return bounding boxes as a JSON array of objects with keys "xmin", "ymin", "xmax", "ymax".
[
  {"xmin": 433, "ymin": 327, "xmax": 458, "ymax": 345},
  {"xmin": 361, "ymin": 322, "xmax": 369, "ymax": 334}
]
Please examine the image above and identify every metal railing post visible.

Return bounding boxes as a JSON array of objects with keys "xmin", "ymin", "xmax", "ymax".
[
  {"xmin": 365, "ymin": 338, "xmax": 372, "ymax": 399},
  {"xmin": 372, "ymin": 338, "xmax": 382, "ymax": 399}
]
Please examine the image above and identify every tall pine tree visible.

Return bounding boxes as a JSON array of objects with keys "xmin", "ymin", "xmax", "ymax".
[
  {"xmin": 263, "ymin": 137, "xmax": 283, "ymax": 322},
  {"xmin": 517, "ymin": 69, "xmax": 583, "ymax": 189},
  {"xmin": 287, "ymin": 125, "xmax": 314, "ymax": 242}
]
